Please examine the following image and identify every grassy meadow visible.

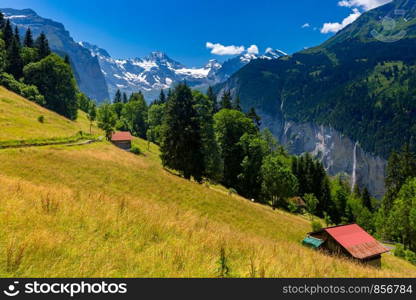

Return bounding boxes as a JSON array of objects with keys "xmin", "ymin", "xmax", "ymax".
[
  {"xmin": 0, "ymin": 87, "xmax": 415, "ymax": 277},
  {"xmin": 0, "ymin": 86, "xmax": 100, "ymax": 141}
]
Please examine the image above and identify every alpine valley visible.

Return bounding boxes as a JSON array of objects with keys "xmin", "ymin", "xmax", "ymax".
[
  {"xmin": 216, "ymin": 0, "xmax": 416, "ymax": 199},
  {"xmin": 2, "ymin": 0, "xmax": 416, "ymax": 279}
]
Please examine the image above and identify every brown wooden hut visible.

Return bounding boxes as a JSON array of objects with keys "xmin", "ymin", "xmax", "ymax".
[{"xmin": 111, "ymin": 131, "xmax": 133, "ymax": 150}]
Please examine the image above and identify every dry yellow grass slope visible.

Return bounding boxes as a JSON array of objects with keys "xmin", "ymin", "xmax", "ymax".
[
  {"xmin": 0, "ymin": 140, "xmax": 415, "ymax": 278},
  {"xmin": 0, "ymin": 87, "xmax": 415, "ymax": 278}
]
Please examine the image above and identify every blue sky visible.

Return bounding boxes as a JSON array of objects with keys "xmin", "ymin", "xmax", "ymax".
[{"xmin": 1, "ymin": 0, "xmax": 391, "ymax": 66}]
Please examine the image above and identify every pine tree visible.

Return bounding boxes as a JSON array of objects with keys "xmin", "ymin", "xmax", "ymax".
[
  {"xmin": 14, "ymin": 26, "xmax": 21, "ymax": 46},
  {"xmin": 353, "ymin": 184, "xmax": 361, "ymax": 199},
  {"xmin": 220, "ymin": 90, "xmax": 233, "ymax": 110},
  {"xmin": 6, "ymin": 38, "xmax": 23, "ymax": 79},
  {"xmin": 23, "ymin": 27, "xmax": 34, "ymax": 48},
  {"xmin": 234, "ymin": 96, "xmax": 242, "ymax": 111},
  {"xmin": 122, "ymin": 92, "xmax": 128, "ymax": 103},
  {"xmin": 194, "ymin": 91, "xmax": 222, "ymax": 181},
  {"xmin": 2, "ymin": 19, "xmax": 13, "ymax": 49},
  {"xmin": 362, "ymin": 187, "xmax": 373, "ymax": 212},
  {"xmin": 158, "ymin": 89, "xmax": 166, "ymax": 104},
  {"xmin": 160, "ymin": 83, "xmax": 204, "ymax": 181},
  {"xmin": 35, "ymin": 32, "xmax": 51, "ymax": 59},
  {"xmin": 247, "ymin": 107, "xmax": 261, "ymax": 128},
  {"xmin": 0, "ymin": 12, "xmax": 5, "ymax": 30},
  {"xmin": 113, "ymin": 89, "xmax": 122, "ymax": 103},
  {"xmin": 64, "ymin": 54, "xmax": 70, "ymax": 65},
  {"xmin": 207, "ymin": 86, "xmax": 218, "ymax": 113}
]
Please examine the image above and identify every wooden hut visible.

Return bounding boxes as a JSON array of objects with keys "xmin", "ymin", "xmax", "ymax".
[
  {"xmin": 111, "ymin": 131, "xmax": 133, "ymax": 150},
  {"xmin": 304, "ymin": 224, "xmax": 389, "ymax": 267}
]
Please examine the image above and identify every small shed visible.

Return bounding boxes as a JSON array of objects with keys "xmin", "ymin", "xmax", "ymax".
[
  {"xmin": 302, "ymin": 236, "xmax": 325, "ymax": 249},
  {"xmin": 307, "ymin": 224, "xmax": 389, "ymax": 267},
  {"xmin": 289, "ymin": 196, "xmax": 306, "ymax": 208},
  {"xmin": 111, "ymin": 131, "xmax": 133, "ymax": 150}
]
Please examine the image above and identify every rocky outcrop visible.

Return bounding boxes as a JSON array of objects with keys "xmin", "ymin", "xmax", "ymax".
[{"xmin": 261, "ymin": 112, "xmax": 386, "ymax": 199}]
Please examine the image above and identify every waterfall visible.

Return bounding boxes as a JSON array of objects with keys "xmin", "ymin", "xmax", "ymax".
[{"xmin": 351, "ymin": 142, "xmax": 358, "ymax": 192}]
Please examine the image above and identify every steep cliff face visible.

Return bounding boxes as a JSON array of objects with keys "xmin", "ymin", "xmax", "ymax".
[
  {"xmin": 2, "ymin": 8, "xmax": 109, "ymax": 102},
  {"xmin": 259, "ymin": 111, "xmax": 386, "ymax": 198}
]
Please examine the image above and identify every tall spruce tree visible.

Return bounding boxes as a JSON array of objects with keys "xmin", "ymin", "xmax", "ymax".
[
  {"xmin": 14, "ymin": 26, "xmax": 20, "ymax": 46},
  {"xmin": 234, "ymin": 96, "xmax": 242, "ymax": 111},
  {"xmin": 362, "ymin": 187, "xmax": 373, "ymax": 212},
  {"xmin": 114, "ymin": 89, "xmax": 122, "ymax": 103},
  {"xmin": 64, "ymin": 54, "xmax": 70, "ymax": 65},
  {"xmin": 207, "ymin": 86, "xmax": 218, "ymax": 113},
  {"xmin": 35, "ymin": 32, "xmax": 51, "ymax": 59},
  {"xmin": 2, "ymin": 19, "xmax": 13, "ymax": 49},
  {"xmin": 6, "ymin": 38, "xmax": 23, "ymax": 79},
  {"xmin": 0, "ymin": 12, "xmax": 5, "ymax": 29},
  {"xmin": 158, "ymin": 89, "xmax": 166, "ymax": 104},
  {"xmin": 122, "ymin": 92, "xmax": 128, "ymax": 103},
  {"xmin": 23, "ymin": 27, "xmax": 34, "ymax": 48},
  {"xmin": 247, "ymin": 107, "xmax": 261, "ymax": 128},
  {"xmin": 194, "ymin": 90, "xmax": 222, "ymax": 181},
  {"xmin": 160, "ymin": 83, "xmax": 204, "ymax": 181},
  {"xmin": 238, "ymin": 133, "xmax": 268, "ymax": 199},
  {"xmin": 220, "ymin": 90, "xmax": 233, "ymax": 110}
]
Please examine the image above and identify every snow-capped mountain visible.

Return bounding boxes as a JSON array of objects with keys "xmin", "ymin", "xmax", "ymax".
[{"xmin": 80, "ymin": 42, "xmax": 286, "ymax": 101}]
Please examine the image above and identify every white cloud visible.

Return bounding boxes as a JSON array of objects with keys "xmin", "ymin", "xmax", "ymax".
[
  {"xmin": 247, "ymin": 45, "xmax": 259, "ymax": 55},
  {"xmin": 206, "ymin": 42, "xmax": 245, "ymax": 55},
  {"xmin": 320, "ymin": 0, "xmax": 391, "ymax": 34},
  {"xmin": 338, "ymin": 0, "xmax": 392, "ymax": 11},
  {"xmin": 321, "ymin": 8, "xmax": 361, "ymax": 34},
  {"xmin": 302, "ymin": 23, "xmax": 311, "ymax": 28}
]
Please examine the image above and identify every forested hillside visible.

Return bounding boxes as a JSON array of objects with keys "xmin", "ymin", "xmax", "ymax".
[{"xmin": 217, "ymin": 0, "xmax": 416, "ymax": 159}]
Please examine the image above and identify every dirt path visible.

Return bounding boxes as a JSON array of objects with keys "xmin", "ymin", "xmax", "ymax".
[{"xmin": 0, "ymin": 139, "xmax": 100, "ymax": 150}]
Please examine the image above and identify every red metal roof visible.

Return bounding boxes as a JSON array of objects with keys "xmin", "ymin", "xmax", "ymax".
[
  {"xmin": 324, "ymin": 224, "xmax": 389, "ymax": 259},
  {"xmin": 111, "ymin": 131, "xmax": 133, "ymax": 141}
]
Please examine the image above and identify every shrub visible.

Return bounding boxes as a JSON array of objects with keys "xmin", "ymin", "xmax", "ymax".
[
  {"xmin": 311, "ymin": 219, "xmax": 323, "ymax": 232},
  {"xmin": 37, "ymin": 115, "xmax": 44, "ymax": 123},
  {"xmin": 0, "ymin": 72, "xmax": 45, "ymax": 105},
  {"xmin": 405, "ymin": 250, "xmax": 416, "ymax": 265},
  {"xmin": 130, "ymin": 145, "xmax": 141, "ymax": 155},
  {"xmin": 228, "ymin": 188, "xmax": 237, "ymax": 196},
  {"xmin": 287, "ymin": 201, "xmax": 299, "ymax": 214},
  {"xmin": 394, "ymin": 244, "xmax": 406, "ymax": 258}
]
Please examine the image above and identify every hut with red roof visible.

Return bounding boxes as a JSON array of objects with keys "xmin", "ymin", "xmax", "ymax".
[
  {"xmin": 305, "ymin": 224, "xmax": 389, "ymax": 267},
  {"xmin": 111, "ymin": 131, "xmax": 133, "ymax": 150}
]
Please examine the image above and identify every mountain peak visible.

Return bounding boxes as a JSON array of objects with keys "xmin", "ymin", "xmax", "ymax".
[
  {"xmin": 1, "ymin": 8, "xmax": 38, "ymax": 18},
  {"xmin": 205, "ymin": 59, "xmax": 221, "ymax": 70},
  {"xmin": 79, "ymin": 41, "xmax": 111, "ymax": 58}
]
